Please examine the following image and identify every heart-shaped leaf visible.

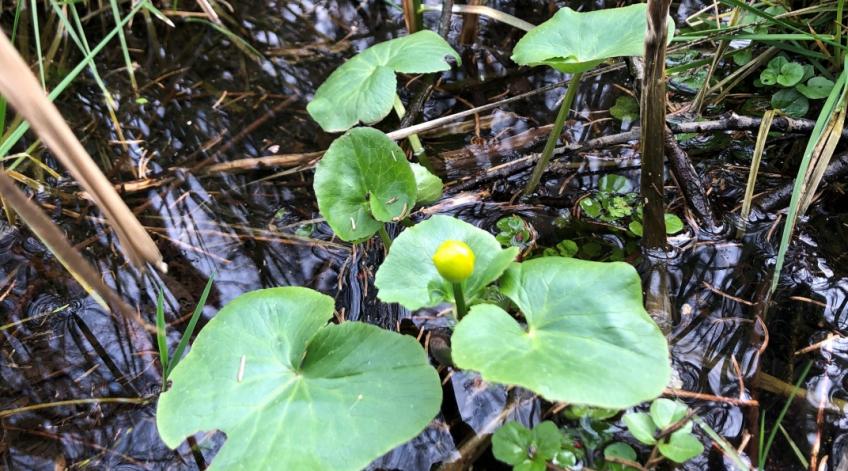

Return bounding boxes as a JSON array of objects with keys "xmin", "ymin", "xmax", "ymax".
[
  {"xmin": 314, "ymin": 127, "xmax": 417, "ymax": 242},
  {"xmin": 772, "ymin": 88, "xmax": 809, "ymax": 118},
  {"xmin": 307, "ymin": 31, "xmax": 460, "ymax": 132},
  {"xmin": 797, "ymin": 76, "xmax": 835, "ymax": 99},
  {"xmin": 156, "ymin": 287, "xmax": 442, "ymax": 471},
  {"xmin": 375, "ymin": 215, "xmax": 519, "ymax": 310},
  {"xmin": 452, "ymin": 257, "xmax": 670, "ymax": 408},
  {"xmin": 658, "ymin": 430, "xmax": 704, "ymax": 463},
  {"xmin": 512, "ymin": 5, "xmax": 675, "ymax": 73}
]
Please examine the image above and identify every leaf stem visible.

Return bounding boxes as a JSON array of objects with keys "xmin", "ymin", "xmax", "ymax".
[
  {"xmin": 393, "ymin": 94, "xmax": 432, "ymax": 169},
  {"xmin": 379, "ymin": 225, "xmax": 392, "ymax": 249},
  {"xmin": 523, "ymin": 72, "xmax": 583, "ymax": 195},
  {"xmin": 453, "ymin": 282, "xmax": 467, "ymax": 319}
]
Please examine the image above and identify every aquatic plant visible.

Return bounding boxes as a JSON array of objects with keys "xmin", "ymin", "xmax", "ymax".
[
  {"xmin": 312, "ymin": 127, "xmax": 442, "ymax": 244},
  {"xmin": 307, "ymin": 30, "xmax": 460, "ymax": 133},
  {"xmin": 156, "ymin": 287, "xmax": 442, "ymax": 471},
  {"xmin": 511, "ymin": 4, "xmax": 675, "ymax": 194}
]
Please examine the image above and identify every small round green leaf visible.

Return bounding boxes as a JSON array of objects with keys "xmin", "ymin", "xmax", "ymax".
[
  {"xmin": 623, "ymin": 412, "xmax": 658, "ymax": 445},
  {"xmin": 411, "ymin": 162, "xmax": 443, "ymax": 204},
  {"xmin": 314, "ymin": 127, "xmax": 417, "ymax": 242},
  {"xmin": 512, "ymin": 5, "xmax": 675, "ymax": 73},
  {"xmin": 796, "ymin": 76, "xmax": 835, "ymax": 100},
  {"xmin": 307, "ymin": 31, "xmax": 461, "ymax": 132},
  {"xmin": 492, "ymin": 422, "xmax": 534, "ymax": 465},
  {"xmin": 604, "ymin": 442, "xmax": 640, "ymax": 471},
  {"xmin": 664, "ymin": 213, "xmax": 684, "ymax": 234},
  {"xmin": 777, "ymin": 62, "xmax": 804, "ymax": 87},
  {"xmin": 649, "ymin": 398, "xmax": 688, "ymax": 429},
  {"xmin": 610, "ymin": 96, "xmax": 639, "ymax": 124},
  {"xmin": 375, "ymin": 215, "xmax": 519, "ymax": 310},
  {"xmin": 156, "ymin": 287, "xmax": 442, "ymax": 471},
  {"xmin": 452, "ymin": 258, "xmax": 670, "ymax": 408},
  {"xmin": 772, "ymin": 88, "xmax": 809, "ymax": 118},
  {"xmin": 658, "ymin": 430, "xmax": 704, "ymax": 463}
]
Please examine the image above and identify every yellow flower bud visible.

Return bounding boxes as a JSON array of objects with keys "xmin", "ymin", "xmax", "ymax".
[{"xmin": 432, "ymin": 240, "xmax": 475, "ymax": 283}]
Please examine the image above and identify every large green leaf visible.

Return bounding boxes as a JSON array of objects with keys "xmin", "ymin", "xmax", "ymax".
[
  {"xmin": 313, "ymin": 127, "xmax": 417, "ymax": 242},
  {"xmin": 452, "ymin": 258, "xmax": 670, "ymax": 408},
  {"xmin": 411, "ymin": 162, "xmax": 443, "ymax": 204},
  {"xmin": 307, "ymin": 30, "xmax": 460, "ymax": 132},
  {"xmin": 156, "ymin": 287, "xmax": 442, "ymax": 471},
  {"xmin": 375, "ymin": 215, "xmax": 519, "ymax": 310},
  {"xmin": 512, "ymin": 4, "xmax": 675, "ymax": 73}
]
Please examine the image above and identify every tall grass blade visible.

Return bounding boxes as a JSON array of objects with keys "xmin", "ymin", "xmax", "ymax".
[
  {"xmin": 740, "ymin": 110, "xmax": 776, "ymax": 225},
  {"xmin": 777, "ymin": 423, "xmax": 809, "ymax": 469},
  {"xmin": 165, "ymin": 274, "xmax": 215, "ymax": 378},
  {"xmin": 29, "ymin": 0, "xmax": 46, "ymax": 90},
  {"xmin": 0, "ymin": 28, "xmax": 164, "ymax": 271},
  {"xmin": 693, "ymin": 415, "xmax": 752, "ymax": 470},
  {"xmin": 108, "ymin": 0, "xmax": 137, "ymax": 91},
  {"xmin": 156, "ymin": 288, "xmax": 169, "ymax": 375},
  {"xmin": 758, "ymin": 360, "xmax": 813, "ymax": 469},
  {"xmin": 0, "ymin": 0, "xmax": 146, "ymax": 160},
  {"xmin": 771, "ymin": 63, "xmax": 848, "ymax": 292}
]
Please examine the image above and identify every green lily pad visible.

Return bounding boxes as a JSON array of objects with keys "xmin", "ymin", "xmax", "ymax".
[
  {"xmin": 307, "ymin": 31, "xmax": 460, "ymax": 132},
  {"xmin": 512, "ymin": 4, "xmax": 675, "ymax": 73},
  {"xmin": 411, "ymin": 162, "xmax": 443, "ymax": 204},
  {"xmin": 374, "ymin": 215, "xmax": 519, "ymax": 310},
  {"xmin": 313, "ymin": 127, "xmax": 417, "ymax": 242},
  {"xmin": 156, "ymin": 287, "xmax": 442, "ymax": 471},
  {"xmin": 452, "ymin": 257, "xmax": 670, "ymax": 408}
]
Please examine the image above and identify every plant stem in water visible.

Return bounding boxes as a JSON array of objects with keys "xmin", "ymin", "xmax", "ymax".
[
  {"xmin": 523, "ymin": 72, "xmax": 583, "ymax": 195},
  {"xmin": 379, "ymin": 225, "xmax": 392, "ymax": 249},
  {"xmin": 393, "ymin": 94, "xmax": 433, "ymax": 170},
  {"xmin": 453, "ymin": 282, "xmax": 467, "ymax": 319}
]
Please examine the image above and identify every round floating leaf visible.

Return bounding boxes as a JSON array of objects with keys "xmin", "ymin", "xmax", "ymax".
[
  {"xmin": 156, "ymin": 287, "xmax": 442, "ymax": 471},
  {"xmin": 307, "ymin": 31, "xmax": 460, "ymax": 132},
  {"xmin": 512, "ymin": 4, "xmax": 675, "ymax": 73},
  {"xmin": 375, "ymin": 215, "xmax": 519, "ymax": 310},
  {"xmin": 452, "ymin": 257, "xmax": 671, "ymax": 408},
  {"xmin": 314, "ymin": 127, "xmax": 417, "ymax": 242},
  {"xmin": 411, "ymin": 162, "xmax": 443, "ymax": 204},
  {"xmin": 797, "ymin": 76, "xmax": 835, "ymax": 99}
]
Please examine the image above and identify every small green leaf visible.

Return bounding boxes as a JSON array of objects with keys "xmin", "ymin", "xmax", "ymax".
[
  {"xmin": 777, "ymin": 62, "xmax": 804, "ymax": 87},
  {"xmin": 604, "ymin": 442, "xmax": 640, "ymax": 471},
  {"xmin": 533, "ymin": 421, "xmax": 565, "ymax": 461},
  {"xmin": 512, "ymin": 4, "xmax": 675, "ymax": 73},
  {"xmin": 492, "ymin": 422, "xmax": 534, "ymax": 465},
  {"xmin": 623, "ymin": 412, "xmax": 658, "ymax": 445},
  {"xmin": 732, "ymin": 49, "xmax": 752, "ymax": 66},
  {"xmin": 313, "ymin": 128, "xmax": 416, "ymax": 242},
  {"xmin": 563, "ymin": 404, "xmax": 620, "ymax": 421},
  {"xmin": 156, "ymin": 287, "xmax": 441, "ymax": 471},
  {"xmin": 796, "ymin": 76, "xmax": 835, "ymax": 100},
  {"xmin": 609, "ymin": 96, "xmax": 639, "ymax": 123},
  {"xmin": 411, "ymin": 162, "xmax": 443, "ymax": 204},
  {"xmin": 555, "ymin": 239, "xmax": 579, "ymax": 258},
  {"xmin": 664, "ymin": 213, "xmax": 684, "ymax": 234},
  {"xmin": 580, "ymin": 197, "xmax": 602, "ymax": 218},
  {"xmin": 772, "ymin": 88, "xmax": 809, "ymax": 118},
  {"xmin": 628, "ymin": 220, "xmax": 643, "ymax": 236},
  {"xmin": 599, "ymin": 174, "xmax": 634, "ymax": 193},
  {"xmin": 553, "ymin": 450, "xmax": 577, "ymax": 468},
  {"xmin": 649, "ymin": 398, "xmax": 688, "ymax": 429},
  {"xmin": 375, "ymin": 215, "xmax": 518, "ymax": 310},
  {"xmin": 307, "ymin": 31, "xmax": 460, "ymax": 132},
  {"xmin": 452, "ymin": 258, "xmax": 671, "ymax": 408},
  {"xmin": 658, "ymin": 430, "xmax": 704, "ymax": 463}
]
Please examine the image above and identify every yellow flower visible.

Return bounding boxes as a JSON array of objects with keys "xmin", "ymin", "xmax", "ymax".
[{"xmin": 432, "ymin": 240, "xmax": 475, "ymax": 283}]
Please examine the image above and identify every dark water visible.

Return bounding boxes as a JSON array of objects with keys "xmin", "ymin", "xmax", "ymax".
[{"xmin": 1, "ymin": 1, "xmax": 847, "ymax": 469}]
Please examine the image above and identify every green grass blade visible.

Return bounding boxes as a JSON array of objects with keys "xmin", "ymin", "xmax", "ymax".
[
  {"xmin": 165, "ymin": 273, "xmax": 216, "ymax": 378},
  {"xmin": 777, "ymin": 423, "xmax": 809, "ymax": 469},
  {"xmin": 771, "ymin": 63, "xmax": 848, "ymax": 292},
  {"xmin": 30, "ymin": 0, "xmax": 45, "ymax": 89},
  {"xmin": 693, "ymin": 415, "xmax": 751, "ymax": 470},
  {"xmin": 759, "ymin": 360, "xmax": 813, "ymax": 470},
  {"xmin": 0, "ymin": 0, "xmax": 147, "ymax": 160},
  {"xmin": 109, "ymin": 0, "xmax": 138, "ymax": 91},
  {"xmin": 184, "ymin": 18, "xmax": 266, "ymax": 63},
  {"xmin": 156, "ymin": 288, "xmax": 169, "ymax": 375}
]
